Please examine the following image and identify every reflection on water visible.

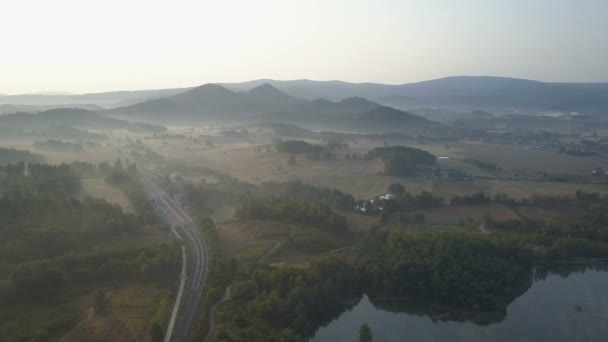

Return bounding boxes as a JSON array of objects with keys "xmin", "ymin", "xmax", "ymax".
[{"xmin": 312, "ymin": 264, "xmax": 608, "ymax": 342}]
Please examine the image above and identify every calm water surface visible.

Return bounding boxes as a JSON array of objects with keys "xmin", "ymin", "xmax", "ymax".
[{"xmin": 312, "ymin": 267, "xmax": 608, "ymax": 342}]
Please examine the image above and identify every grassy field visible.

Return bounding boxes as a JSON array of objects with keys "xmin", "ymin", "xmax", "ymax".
[
  {"xmin": 342, "ymin": 211, "xmax": 380, "ymax": 233},
  {"xmin": 423, "ymin": 203, "xmax": 521, "ymax": 227},
  {"xmin": 141, "ymin": 130, "xmax": 608, "ymax": 203},
  {"xmin": 217, "ymin": 220, "xmax": 291, "ymax": 261},
  {"xmin": 517, "ymin": 181, "xmax": 608, "ymax": 196},
  {"xmin": 217, "ymin": 219, "xmax": 357, "ymax": 266},
  {"xmin": 448, "ymin": 140, "xmax": 608, "ymax": 176},
  {"xmin": 513, "ymin": 205, "xmax": 580, "ymax": 222},
  {"xmin": 210, "ymin": 205, "xmax": 236, "ymax": 223},
  {"xmin": 81, "ymin": 177, "xmax": 135, "ymax": 213},
  {"xmin": 145, "ymin": 135, "xmax": 434, "ymax": 198},
  {"xmin": 474, "ymin": 179, "xmax": 608, "ymax": 199}
]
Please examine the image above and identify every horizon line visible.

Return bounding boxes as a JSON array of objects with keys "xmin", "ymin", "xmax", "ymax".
[{"xmin": 2, "ymin": 75, "xmax": 608, "ymax": 96}]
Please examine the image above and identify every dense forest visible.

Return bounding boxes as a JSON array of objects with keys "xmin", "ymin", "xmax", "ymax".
[
  {"xmin": 236, "ymin": 197, "xmax": 348, "ymax": 232},
  {"xmin": 367, "ymin": 145, "xmax": 436, "ymax": 176},
  {"xmin": 211, "ymin": 258, "xmax": 360, "ymax": 341},
  {"xmin": 358, "ymin": 231, "xmax": 534, "ymax": 311},
  {"xmin": 0, "ymin": 163, "xmax": 179, "ymax": 341}
]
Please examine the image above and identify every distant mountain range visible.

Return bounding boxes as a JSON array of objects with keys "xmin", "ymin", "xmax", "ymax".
[
  {"xmin": 0, "ymin": 108, "xmax": 165, "ymax": 132},
  {"xmin": 220, "ymin": 77, "xmax": 608, "ymax": 112},
  {"xmin": 0, "ymin": 103, "xmax": 103, "ymax": 115},
  {"xmin": 0, "ymin": 88, "xmax": 187, "ymax": 108},
  {"xmin": 105, "ymin": 83, "xmax": 439, "ymax": 133},
  {"xmin": 3, "ymin": 76, "xmax": 608, "ymax": 114},
  {"xmin": 3, "ymin": 77, "xmax": 608, "ymax": 129}
]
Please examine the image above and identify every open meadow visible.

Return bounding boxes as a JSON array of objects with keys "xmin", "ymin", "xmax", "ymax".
[{"xmin": 138, "ymin": 129, "xmax": 608, "ymax": 203}]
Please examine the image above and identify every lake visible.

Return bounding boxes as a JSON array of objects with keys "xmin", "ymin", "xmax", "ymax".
[{"xmin": 312, "ymin": 265, "xmax": 608, "ymax": 342}]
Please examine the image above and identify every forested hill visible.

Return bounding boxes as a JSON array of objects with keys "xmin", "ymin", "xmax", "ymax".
[{"xmin": 107, "ymin": 83, "xmax": 304, "ymax": 122}]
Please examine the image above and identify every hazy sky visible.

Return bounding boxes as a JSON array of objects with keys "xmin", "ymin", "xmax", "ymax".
[{"xmin": 1, "ymin": 0, "xmax": 607, "ymax": 94}]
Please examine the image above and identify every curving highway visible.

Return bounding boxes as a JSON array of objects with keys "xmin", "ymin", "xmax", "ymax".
[{"xmin": 134, "ymin": 158, "xmax": 210, "ymax": 342}]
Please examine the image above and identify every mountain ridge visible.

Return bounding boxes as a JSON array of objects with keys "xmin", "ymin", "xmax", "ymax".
[{"xmin": 4, "ymin": 76, "xmax": 608, "ymax": 114}]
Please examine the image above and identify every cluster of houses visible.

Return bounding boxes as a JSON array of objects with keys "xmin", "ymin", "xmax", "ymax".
[
  {"xmin": 592, "ymin": 167, "xmax": 608, "ymax": 182},
  {"xmin": 354, "ymin": 193, "xmax": 396, "ymax": 213}
]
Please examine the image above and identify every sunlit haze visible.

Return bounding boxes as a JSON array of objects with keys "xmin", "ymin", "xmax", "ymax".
[
  {"xmin": 2, "ymin": 0, "xmax": 607, "ymax": 94},
  {"xmin": 3, "ymin": 2, "xmax": 608, "ymax": 342}
]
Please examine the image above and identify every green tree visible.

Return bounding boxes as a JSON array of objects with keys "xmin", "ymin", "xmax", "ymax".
[
  {"xmin": 359, "ymin": 323, "xmax": 373, "ymax": 342},
  {"xmin": 388, "ymin": 183, "xmax": 406, "ymax": 195}
]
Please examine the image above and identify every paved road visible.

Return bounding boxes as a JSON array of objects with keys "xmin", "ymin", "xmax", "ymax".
[
  {"xmin": 164, "ymin": 246, "xmax": 187, "ymax": 342},
  {"xmin": 135, "ymin": 160, "xmax": 210, "ymax": 342},
  {"xmin": 204, "ymin": 284, "xmax": 232, "ymax": 342}
]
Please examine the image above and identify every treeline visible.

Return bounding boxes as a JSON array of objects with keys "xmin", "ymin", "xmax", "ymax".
[
  {"xmin": 0, "ymin": 163, "xmax": 81, "ymax": 197},
  {"xmin": 0, "ymin": 148, "xmax": 45, "ymax": 165},
  {"xmin": 33, "ymin": 139, "xmax": 83, "ymax": 152},
  {"xmin": 274, "ymin": 139, "xmax": 340, "ymax": 161},
  {"xmin": 236, "ymin": 198, "xmax": 348, "ymax": 232},
  {"xmin": 375, "ymin": 190, "xmax": 556, "ymax": 214},
  {"xmin": 257, "ymin": 180, "xmax": 355, "ymax": 210},
  {"xmin": 367, "ymin": 145, "xmax": 436, "ymax": 176},
  {"xmin": 41, "ymin": 125, "xmax": 108, "ymax": 141},
  {"xmin": 65, "ymin": 158, "xmax": 137, "ymax": 177},
  {"xmin": 463, "ymin": 158, "xmax": 501, "ymax": 172},
  {"xmin": 275, "ymin": 140, "xmax": 324, "ymax": 154}
]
